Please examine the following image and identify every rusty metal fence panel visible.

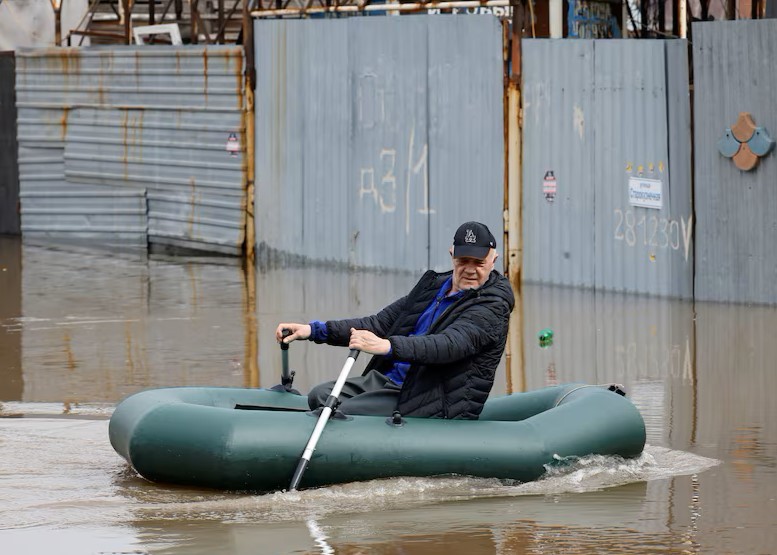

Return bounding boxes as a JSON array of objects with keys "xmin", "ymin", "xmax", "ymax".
[
  {"xmin": 521, "ymin": 39, "xmax": 693, "ymax": 298},
  {"xmin": 15, "ymin": 46, "xmax": 246, "ymax": 254},
  {"xmin": 254, "ymin": 17, "xmax": 504, "ymax": 272},
  {"xmin": 693, "ymin": 20, "xmax": 777, "ymax": 304}
]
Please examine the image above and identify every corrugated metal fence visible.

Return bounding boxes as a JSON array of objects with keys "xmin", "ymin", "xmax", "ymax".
[
  {"xmin": 254, "ymin": 17, "xmax": 505, "ymax": 272},
  {"xmin": 14, "ymin": 46, "xmax": 246, "ymax": 254},
  {"xmin": 521, "ymin": 39, "xmax": 693, "ymax": 299},
  {"xmin": 693, "ymin": 20, "xmax": 777, "ymax": 305}
]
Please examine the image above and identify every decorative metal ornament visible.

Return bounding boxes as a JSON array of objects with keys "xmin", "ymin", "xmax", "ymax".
[{"xmin": 718, "ymin": 112, "xmax": 774, "ymax": 171}]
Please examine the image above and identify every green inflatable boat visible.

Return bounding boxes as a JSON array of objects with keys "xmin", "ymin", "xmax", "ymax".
[{"xmin": 109, "ymin": 383, "xmax": 646, "ymax": 492}]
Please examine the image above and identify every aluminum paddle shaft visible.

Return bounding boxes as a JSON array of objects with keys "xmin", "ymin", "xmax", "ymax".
[{"xmin": 289, "ymin": 349, "xmax": 360, "ymax": 491}]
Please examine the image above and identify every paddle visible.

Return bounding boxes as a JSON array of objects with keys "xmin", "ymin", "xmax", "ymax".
[{"xmin": 288, "ymin": 348, "xmax": 360, "ymax": 491}]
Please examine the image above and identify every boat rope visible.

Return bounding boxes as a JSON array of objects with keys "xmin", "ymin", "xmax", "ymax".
[{"xmin": 554, "ymin": 383, "xmax": 626, "ymax": 407}]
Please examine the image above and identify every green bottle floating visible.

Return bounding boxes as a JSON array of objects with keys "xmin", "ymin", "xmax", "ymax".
[{"xmin": 538, "ymin": 328, "xmax": 554, "ymax": 348}]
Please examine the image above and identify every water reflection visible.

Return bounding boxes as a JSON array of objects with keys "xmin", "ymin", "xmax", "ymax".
[
  {"xmin": 0, "ymin": 237, "xmax": 22, "ymax": 401},
  {"xmin": 0, "ymin": 238, "xmax": 426, "ymax": 406},
  {"xmin": 306, "ymin": 519, "xmax": 334, "ymax": 555},
  {"xmin": 114, "ymin": 479, "xmax": 689, "ymax": 555},
  {"xmin": 5, "ymin": 241, "xmax": 249, "ymax": 405},
  {"xmin": 2, "ymin": 238, "xmax": 777, "ymax": 554}
]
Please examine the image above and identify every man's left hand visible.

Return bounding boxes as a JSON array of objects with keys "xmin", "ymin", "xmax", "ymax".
[{"xmin": 349, "ymin": 328, "xmax": 391, "ymax": 355}]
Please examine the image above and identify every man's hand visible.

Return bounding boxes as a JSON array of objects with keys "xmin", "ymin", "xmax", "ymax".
[
  {"xmin": 349, "ymin": 328, "xmax": 391, "ymax": 355},
  {"xmin": 275, "ymin": 323, "xmax": 311, "ymax": 344}
]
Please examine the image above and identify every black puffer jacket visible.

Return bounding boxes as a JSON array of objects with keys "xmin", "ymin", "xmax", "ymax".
[{"xmin": 322, "ymin": 270, "xmax": 515, "ymax": 419}]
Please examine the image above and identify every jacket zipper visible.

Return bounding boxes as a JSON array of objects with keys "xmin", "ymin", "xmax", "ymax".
[{"xmin": 428, "ymin": 289, "xmax": 475, "ymax": 334}]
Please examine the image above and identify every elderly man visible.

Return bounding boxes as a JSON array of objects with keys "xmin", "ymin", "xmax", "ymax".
[{"xmin": 275, "ymin": 221, "xmax": 515, "ymax": 420}]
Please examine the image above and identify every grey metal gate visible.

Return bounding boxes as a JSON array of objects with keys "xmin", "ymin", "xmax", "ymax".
[
  {"xmin": 522, "ymin": 39, "xmax": 693, "ymax": 298},
  {"xmin": 254, "ymin": 17, "xmax": 505, "ymax": 272}
]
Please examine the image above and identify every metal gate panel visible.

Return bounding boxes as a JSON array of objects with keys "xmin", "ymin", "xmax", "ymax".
[
  {"xmin": 693, "ymin": 20, "xmax": 777, "ymax": 304},
  {"xmin": 255, "ymin": 21, "xmax": 352, "ymax": 266},
  {"xmin": 522, "ymin": 39, "xmax": 693, "ymax": 298},
  {"xmin": 593, "ymin": 40, "xmax": 690, "ymax": 297},
  {"xmin": 255, "ymin": 17, "xmax": 505, "ymax": 272},
  {"xmin": 522, "ymin": 40, "xmax": 596, "ymax": 287},
  {"xmin": 427, "ymin": 16, "xmax": 505, "ymax": 272},
  {"xmin": 348, "ymin": 17, "xmax": 430, "ymax": 271}
]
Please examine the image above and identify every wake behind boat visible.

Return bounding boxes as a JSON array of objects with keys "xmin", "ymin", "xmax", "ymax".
[{"xmin": 108, "ymin": 383, "xmax": 646, "ymax": 492}]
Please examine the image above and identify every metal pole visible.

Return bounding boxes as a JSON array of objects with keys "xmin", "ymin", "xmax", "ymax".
[
  {"xmin": 121, "ymin": 0, "xmax": 130, "ymax": 44},
  {"xmin": 549, "ymin": 0, "xmax": 562, "ymax": 38},
  {"xmin": 50, "ymin": 0, "xmax": 62, "ymax": 46}
]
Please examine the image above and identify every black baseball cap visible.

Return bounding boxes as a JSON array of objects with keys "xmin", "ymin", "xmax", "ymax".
[{"xmin": 452, "ymin": 221, "xmax": 497, "ymax": 259}]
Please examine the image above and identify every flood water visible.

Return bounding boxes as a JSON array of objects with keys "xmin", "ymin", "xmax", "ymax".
[{"xmin": 0, "ymin": 235, "xmax": 775, "ymax": 554}]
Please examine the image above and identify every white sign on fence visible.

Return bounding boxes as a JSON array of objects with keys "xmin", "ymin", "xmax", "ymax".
[{"xmin": 628, "ymin": 176, "xmax": 663, "ymax": 209}]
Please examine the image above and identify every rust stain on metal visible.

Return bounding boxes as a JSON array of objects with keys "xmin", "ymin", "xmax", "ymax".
[
  {"xmin": 121, "ymin": 109, "xmax": 145, "ymax": 181},
  {"xmin": 504, "ymin": 76, "xmax": 524, "ymax": 394},
  {"xmin": 96, "ymin": 83, "xmax": 106, "ymax": 106},
  {"xmin": 55, "ymin": 48, "xmax": 82, "ymax": 79},
  {"xmin": 96, "ymin": 64, "xmax": 106, "ymax": 106},
  {"xmin": 203, "ymin": 49, "xmax": 209, "ymax": 102},
  {"xmin": 60, "ymin": 106, "xmax": 70, "ymax": 141},
  {"xmin": 232, "ymin": 47, "xmax": 250, "ymax": 256},
  {"xmin": 243, "ymin": 79, "xmax": 254, "ymax": 258}
]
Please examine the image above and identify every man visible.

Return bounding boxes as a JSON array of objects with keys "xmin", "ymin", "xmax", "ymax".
[{"xmin": 275, "ymin": 221, "xmax": 515, "ymax": 420}]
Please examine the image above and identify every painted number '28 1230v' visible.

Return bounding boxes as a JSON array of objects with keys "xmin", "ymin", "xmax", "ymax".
[{"xmin": 613, "ymin": 208, "xmax": 693, "ymax": 262}]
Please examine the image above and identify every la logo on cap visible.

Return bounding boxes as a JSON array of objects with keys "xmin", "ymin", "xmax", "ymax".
[{"xmin": 465, "ymin": 229, "xmax": 477, "ymax": 244}]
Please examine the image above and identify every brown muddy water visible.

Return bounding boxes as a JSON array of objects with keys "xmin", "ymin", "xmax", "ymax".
[{"xmin": 0, "ymin": 236, "xmax": 774, "ymax": 555}]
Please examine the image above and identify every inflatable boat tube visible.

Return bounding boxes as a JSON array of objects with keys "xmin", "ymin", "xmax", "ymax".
[{"xmin": 108, "ymin": 383, "xmax": 646, "ymax": 491}]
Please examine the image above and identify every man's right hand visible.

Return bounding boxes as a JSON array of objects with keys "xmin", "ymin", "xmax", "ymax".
[{"xmin": 275, "ymin": 323, "xmax": 311, "ymax": 344}]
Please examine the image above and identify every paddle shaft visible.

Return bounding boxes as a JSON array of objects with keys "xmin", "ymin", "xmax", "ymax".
[{"xmin": 289, "ymin": 348, "xmax": 360, "ymax": 491}]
